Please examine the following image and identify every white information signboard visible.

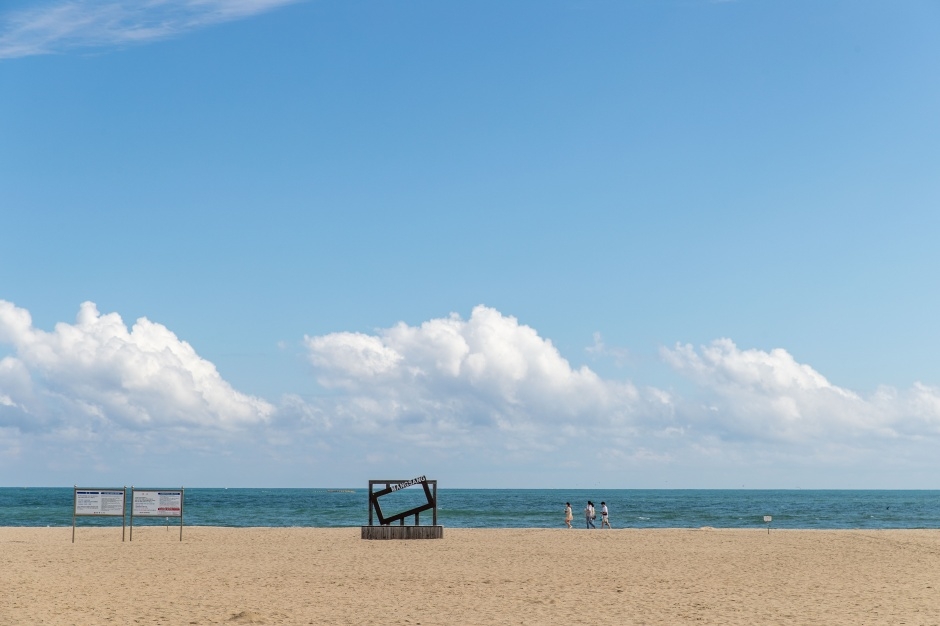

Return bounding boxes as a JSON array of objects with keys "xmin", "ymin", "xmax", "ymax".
[
  {"xmin": 133, "ymin": 490, "xmax": 183, "ymax": 517},
  {"xmin": 74, "ymin": 489, "xmax": 126, "ymax": 516},
  {"xmin": 72, "ymin": 487, "xmax": 127, "ymax": 543},
  {"xmin": 130, "ymin": 487, "xmax": 185, "ymax": 541}
]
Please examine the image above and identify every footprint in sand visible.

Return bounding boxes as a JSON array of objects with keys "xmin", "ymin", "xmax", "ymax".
[{"xmin": 228, "ymin": 610, "xmax": 265, "ymax": 623}]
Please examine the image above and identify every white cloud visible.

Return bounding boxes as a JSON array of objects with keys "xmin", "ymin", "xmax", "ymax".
[
  {"xmin": 300, "ymin": 309, "xmax": 940, "ymax": 464},
  {"xmin": 661, "ymin": 338, "xmax": 940, "ymax": 442},
  {"xmin": 0, "ymin": 300, "xmax": 273, "ymax": 434},
  {"xmin": 303, "ymin": 306, "xmax": 670, "ymax": 449},
  {"xmin": 0, "ymin": 0, "xmax": 299, "ymax": 59},
  {"xmin": 585, "ymin": 331, "xmax": 630, "ymax": 366},
  {"xmin": 6, "ymin": 299, "xmax": 940, "ymax": 486}
]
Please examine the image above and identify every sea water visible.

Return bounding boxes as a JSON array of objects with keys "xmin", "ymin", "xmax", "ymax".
[{"xmin": 0, "ymin": 488, "xmax": 937, "ymax": 529}]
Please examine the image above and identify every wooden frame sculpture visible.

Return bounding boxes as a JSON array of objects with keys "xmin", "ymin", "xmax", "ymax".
[{"xmin": 362, "ymin": 476, "xmax": 442, "ymax": 539}]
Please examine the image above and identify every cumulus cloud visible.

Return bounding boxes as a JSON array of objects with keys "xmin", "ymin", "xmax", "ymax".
[
  {"xmin": 7, "ymin": 298, "xmax": 940, "ymax": 485},
  {"xmin": 0, "ymin": 300, "xmax": 273, "ymax": 434},
  {"xmin": 303, "ymin": 306, "xmax": 672, "ymax": 450},
  {"xmin": 0, "ymin": 0, "xmax": 299, "ymax": 59},
  {"xmin": 300, "ymin": 309, "xmax": 940, "ymax": 459},
  {"xmin": 661, "ymin": 338, "xmax": 940, "ymax": 442}
]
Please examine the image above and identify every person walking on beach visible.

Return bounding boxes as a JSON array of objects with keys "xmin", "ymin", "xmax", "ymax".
[
  {"xmin": 564, "ymin": 502, "xmax": 573, "ymax": 528},
  {"xmin": 600, "ymin": 501, "xmax": 612, "ymax": 528},
  {"xmin": 585, "ymin": 501, "xmax": 596, "ymax": 529}
]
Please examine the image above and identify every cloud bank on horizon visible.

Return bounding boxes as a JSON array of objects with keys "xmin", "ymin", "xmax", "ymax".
[
  {"xmin": 2, "ymin": 299, "xmax": 940, "ymax": 485},
  {"xmin": 0, "ymin": 0, "xmax": 299, "ymax": 59}
]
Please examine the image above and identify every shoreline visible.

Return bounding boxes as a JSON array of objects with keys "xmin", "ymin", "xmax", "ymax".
[{"xmin": 4, "ymin": 527, "xmax": 939, "ymax": 624}]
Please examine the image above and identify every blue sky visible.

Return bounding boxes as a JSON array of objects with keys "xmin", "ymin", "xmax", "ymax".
[{"xmin": 1, "ymin": 0, "xmax": 939, "ymax": 488}]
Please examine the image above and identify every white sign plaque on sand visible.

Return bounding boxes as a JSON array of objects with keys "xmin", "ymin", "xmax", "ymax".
[
  {"xmin": 130, "ymin": 488, "xmax": 185, "ymax": 542},
  {"xmin": 390, "ymin": 475, "xmax": 427, "ymax": 493},
  {"xmin": 133, "ymin": 490, "xmax": 183, "ymax": 517},
  {"xmin": 72, "ymin": 487, "xmax": 127, "ymax": 543},
  {"xmin": 74, "ymin": 489, "xmax": 126, "ymax": 516}
]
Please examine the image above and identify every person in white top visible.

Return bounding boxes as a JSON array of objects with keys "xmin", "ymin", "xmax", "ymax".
[
  {"xmin": 600, "ymin": 501, "xmax": 611, "ymax": 528},
  {"xmin": 564, "ymin": 502, "xmax": 573, "ymax": 528},
  {"xmin": 585, "ymin": 501, "xmax": 596, "ymax": 529}
]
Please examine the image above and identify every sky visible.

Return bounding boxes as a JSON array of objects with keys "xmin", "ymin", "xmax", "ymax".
[{"xmin": 1, "ymin": 0, "xmax": 939, "ymax": 488}]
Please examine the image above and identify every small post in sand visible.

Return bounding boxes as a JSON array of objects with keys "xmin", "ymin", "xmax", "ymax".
[{"xmin": 763, "ymin": 515, "xmax": 772, "ymax": 534}]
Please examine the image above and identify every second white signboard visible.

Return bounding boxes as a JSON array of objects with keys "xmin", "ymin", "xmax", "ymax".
[{"xmin": 132, "ymin": 490, "xmax": 183, "ymax": 517}]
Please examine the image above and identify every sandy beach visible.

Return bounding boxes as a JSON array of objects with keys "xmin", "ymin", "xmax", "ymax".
[{"xmin": 2, "ymin": 526, "xmax": 938, "ymax": 625}]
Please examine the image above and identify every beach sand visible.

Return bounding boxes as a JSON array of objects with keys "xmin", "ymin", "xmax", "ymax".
[{"xmin": 2, "ymin": 526, "xmax": 938, "ymax": 625}]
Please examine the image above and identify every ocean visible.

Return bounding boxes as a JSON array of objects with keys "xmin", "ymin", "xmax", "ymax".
[{"xmin": 2, "ymin": 488, "xmax": 939, "ymax": 530}]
